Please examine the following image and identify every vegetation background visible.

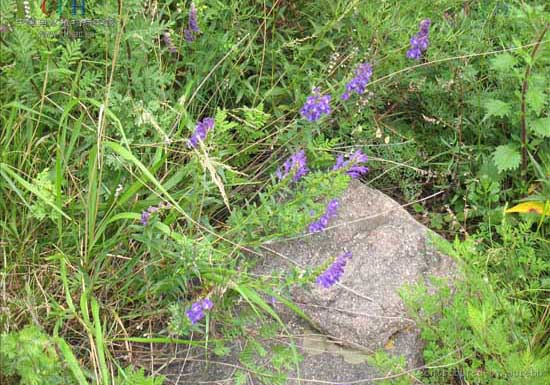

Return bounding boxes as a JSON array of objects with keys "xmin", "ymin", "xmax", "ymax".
[{"xmin": 0, "ymin": 0, "xmax": 549, "ymax": 384}]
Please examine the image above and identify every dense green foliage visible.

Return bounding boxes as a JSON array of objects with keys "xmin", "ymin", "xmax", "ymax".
[
  {"xmin": 1, "ymin": 0, "xmax": 549, "ymax": 384},
  {"xmin": 401, "ymin": 224, "xmax": 550, "ymax": 385},
  {"xmin": 1, "ymin": 326, "xmax": 73, "ymax": 385}
]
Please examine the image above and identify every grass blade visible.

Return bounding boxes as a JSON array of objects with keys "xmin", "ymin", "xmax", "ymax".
[
  {"xmin": 0, "ymin": 163, "xmax": 70, "ymax": 220},
  {"xmin": 56, "ymin": 337, "xmax": 90, "ymax": 385},
  {"xmin": 91, "ymin": 297, "xmax": 110, "ymax": 385}
]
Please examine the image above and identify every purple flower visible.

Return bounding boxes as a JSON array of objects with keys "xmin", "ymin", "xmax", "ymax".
[
  {"xmin": 186, "ymin": 298, "xmax": 214, "ymax": 324},
  {"xmin": 406, "ymin": 47, "xmax": 422, "ymax": 60},
  {"xmin": 333, "ymin": 155, "xmax": 346, "ymax": 170},
  {"xmin": 341, "ymin": 62, "xmax": 373, "ymax": 101},
  {"xmin": 140, "ymin": 210, "xmax": 151, "ymax": 226},
  {"xmin": 316, "ymin": 251, "xmax": 352, "ymax": 288},
  {"xmin": 276, "ymin": 150, "xmax": 309, "ymax": 182},
  {"xmin": 406, "ymin": 19, "xmax": 431, "ymax": 60},
  {"xmin": 162, "ymin": 32, "xmax": 177, "ymax": 53},
  {"xmin": 184, "ymin": 29, "xmax": 195, "ymax": 42},
  {"xmin": 184, "ymin": 3, "xmax": 200, "ymax": 42},
  {"xmin": 140, "ymin": 203, "xmax": 172, "ymax": 226},
  {"xmin": 308, "ymin": 199, "xmax": 340, "ymax": 233},
  {"xmin": 140, "ymin": 205, "xmax": 158, "ymax": 225},
  {"xmin": 188, "ymin": 117, "xmax": 215, "ymax": 148},
  {"xmin": 332, "ymin": 149, "xmax": 369, "ymax": 179},
  {"xmin": 188, "ymin": 3, "xmax": 199, "ymax": 32},
  {"xmin": 325, "ymin": 199, "xmax": 339, "ymax": 217},
  {"xmin": 419, "ymin": 18, "xmax": 431, "ymax": 34},
  {"xmin": 300, "ymin": 88, "xmax": 332, "ymax": 122},
  {"xmin": 201, "ymin": 298, "xmax": 213, "ymax": 310}
]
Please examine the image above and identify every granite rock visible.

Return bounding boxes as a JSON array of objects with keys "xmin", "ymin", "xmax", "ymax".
[{"xmin": 257, "ymin": 180, "xmax": 456, "ymax": 353}]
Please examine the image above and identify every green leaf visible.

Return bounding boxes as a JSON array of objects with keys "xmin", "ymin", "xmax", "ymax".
[
  {"xmin": 56, "ymin": 338, "xmax": 90, "ymax": 385},
  {"xmin": 467, "ymin": 304, "xmax": 485, "ymax": 334},
  {"xmin": 213, "ymin": 341, "xmax": 231, "ymax": 357},
  {"xmin": 0, "ymin": 163, "xmax": 71, "ymax": 220},
  {"xmin": 492, "ymin": 145, "xmax": 521, "ymax": 173},
  {"xmin": 529, "ymin": 117, "xmax": 550, "ymax": 138},
  {"xmin": 234, "ymin": 371, "xmax": 247, "ymax": 385},
  {"xmin": 91, "ymin": 298, "xmax": 109, "ymax": 385},
  {"xmin": 490, "ymin": 53, "xmax": 517, "ymax": 72},
  {"xmin": 526, "ymin": 86, "xmax": 546, "ymax": 114},
  {"xmin": 483, "ymin": 99, "xmax": 511, "ymax": 119}
]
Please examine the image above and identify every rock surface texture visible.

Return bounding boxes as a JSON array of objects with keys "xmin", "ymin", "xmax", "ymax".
[{"xmin": 160, "ymin": 181, "xmax": 457, "ymax": 384}]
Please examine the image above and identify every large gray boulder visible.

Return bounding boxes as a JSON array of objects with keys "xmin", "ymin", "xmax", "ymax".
[
  {"xmin": 258, "ymin": 180, "xmax": 456, "ymax": 355},
  {"xmin": 159, "ymin": 181, "xmax": 457, "ymax": 384}
]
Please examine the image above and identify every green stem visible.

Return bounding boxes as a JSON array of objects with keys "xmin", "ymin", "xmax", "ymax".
[{"xmin": 520, "ymin": 24, "xmax": 549, "ymax": 174}]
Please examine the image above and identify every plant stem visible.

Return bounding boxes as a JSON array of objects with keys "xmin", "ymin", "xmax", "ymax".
[{"xmin": 520, "ymin": 24, "xmax": 549, "ymax": 174}]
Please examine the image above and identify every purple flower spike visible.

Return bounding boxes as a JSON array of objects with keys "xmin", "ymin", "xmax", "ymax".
[
  {"xmin": 162, "ymin": 32, "xmax": 177, "ymax": 53},
  {"xmin": 333, "ymin": 154, "xmax": 346, "ymax": 170},
  {"xmin": 276, "ymin": 150, "xmax": 309, "ymax": 182},
  {"xmin": 346, "ymin": 150, "xmax": 369, "ymax": 178},
  {"xmin": 184, "ymin": 3, "xmax": 200, "ymax": 42},
  {"xmin": 325, "ymin": 199, "xmax": 339, "ymax": 217},
  {"xmin": 186, "ymin": 298, "xmax": 214, "ymax": 324},
  {"xmin": 308, "ymin": 199, "xmax": 340, "ymax": 233},
  {"xmin": 332, "ymin": 149, "xmax": 369, "ymax": 179},
  {"xmin": 188, "ymin": 3, "xmax": 199, "ymax": 32},
  {"xmin": 406, "ymin": 47, "xmax": 422, "ymax": 60},
  {"xmin": 341, "ymin": 62, "xmax": 373, "ymax": 101},
  {"xmin": 300, "ymin": 88, "xmax": 332, "ymax": 122},
  {"xmin": 184, "ymin": 29, "xmax": 195, "ymax": 43},
  {"xmin": 419, "ymin": 18, "xmax": 431, "ymax": 34},
  {"xmin": 188, "ymin": 117, "xmax": 215, "ymax": 148},
  {"xmin": 316, "ymin": 251, "xmax": 352, "ymax": 288},
  {"xmin": 406, "ymin": 19, "xmax": 431, "ymax": 60}
]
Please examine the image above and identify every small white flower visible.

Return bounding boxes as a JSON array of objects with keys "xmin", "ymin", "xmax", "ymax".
[{"xmin": 114, "ymin": 184, "xmax": 123, "ymax": 197}]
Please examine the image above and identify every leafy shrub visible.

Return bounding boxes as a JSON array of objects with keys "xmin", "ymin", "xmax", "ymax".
[
  {"xmin": 0, "ymin": 326, "xmax": 74, "ymax": 385},
  {"xmin": 402, "ymin": 220, "xmax": 550, "ymax": 385}
]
